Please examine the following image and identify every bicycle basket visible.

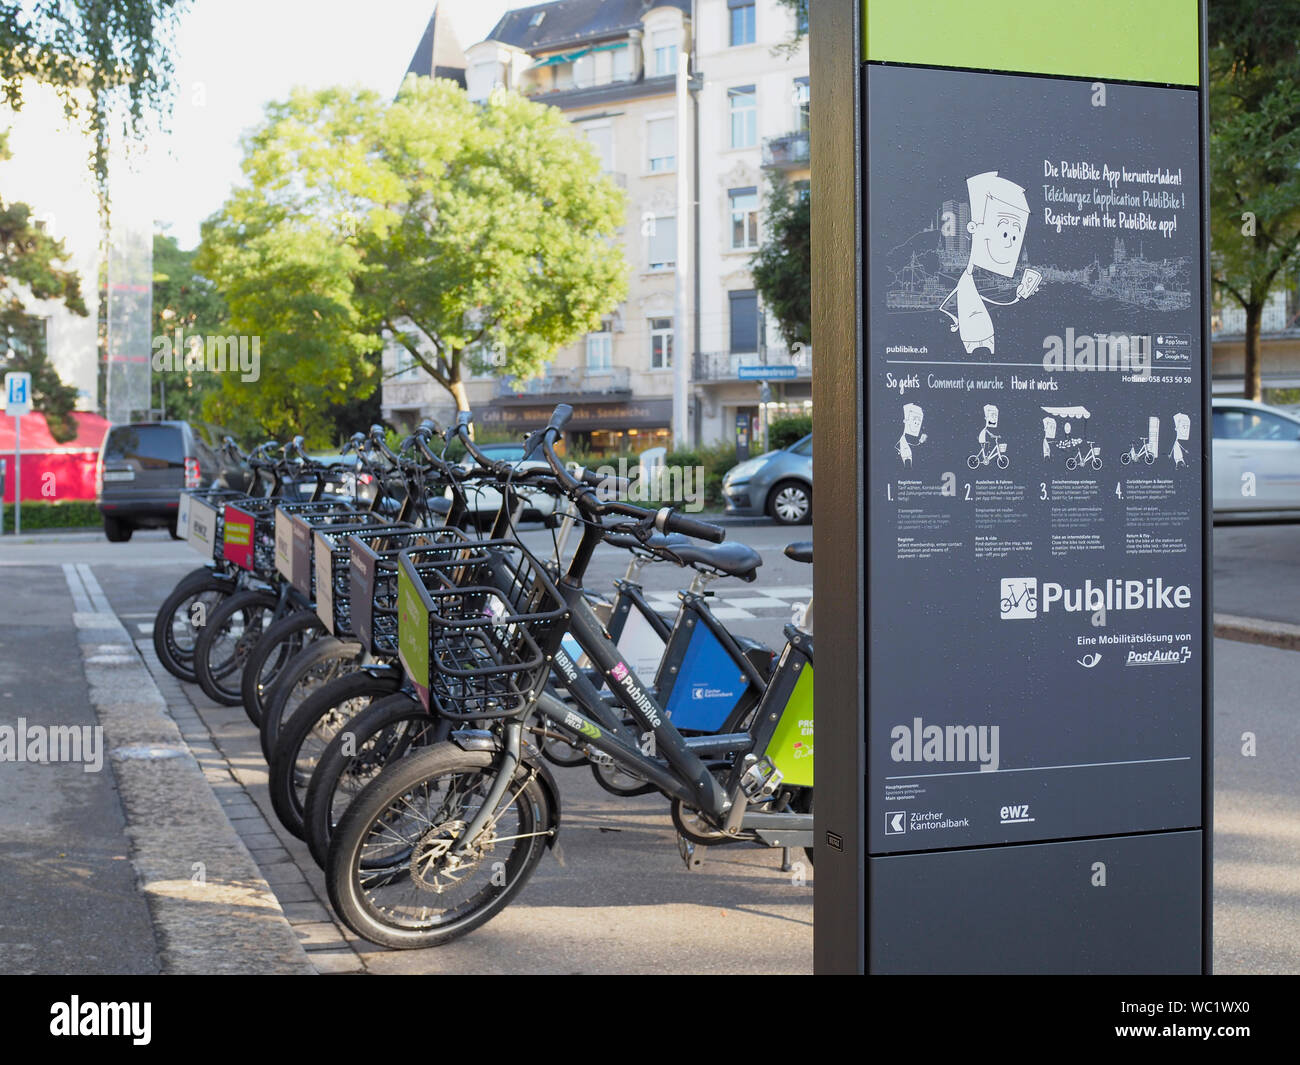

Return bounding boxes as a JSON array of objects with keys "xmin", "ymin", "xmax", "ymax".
[
  {"xmin": 348, "ymin": 527, "xmax": 473, "ymax": 659},
  {"xmin": 273, "ymin": 502, "xmax": 360, "ymax": 588},
  {"xmin": 182, "ymin": 489, "xmax": 247, "ymax": 561},
  {"xmin": 286, "ymin": 508, "xmax": 391, "ymax": 598},
  {"xmin": 222, "ymin": 498, "xmax": 282, "ymax": 577},
  {"xmin": 396, "ymin": 539, "xmax": 568, "ymax": 720},
  {"xmin": 312, "ymin": 520, "xmax": 413, "ymax": 637}
]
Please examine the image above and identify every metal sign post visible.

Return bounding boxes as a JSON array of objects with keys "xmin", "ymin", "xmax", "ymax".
[
  {"xmin": 812, "ymin": 0, "xmax": 1210, "ymax": 974},
  {"xmin": 5, "ymin": 372, "xmax": 32, "ymax": 536}
]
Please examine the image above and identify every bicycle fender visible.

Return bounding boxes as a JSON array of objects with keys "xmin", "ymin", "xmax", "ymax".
[{"xmin": 447, "ymin": 730, "xmax": 563, "ymax": 851}]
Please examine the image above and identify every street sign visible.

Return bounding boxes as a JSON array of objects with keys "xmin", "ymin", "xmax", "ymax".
[
  {"xmin": 738, "ymin": 364, "xmax": 797, "ymax": 380},
  {"xmin": 812, "ymin": 0, "xmax": 1209, "ymax": 975},
  {"xmin": 5, "ymin": 372, "xmax": 32, "ymax": 416}
]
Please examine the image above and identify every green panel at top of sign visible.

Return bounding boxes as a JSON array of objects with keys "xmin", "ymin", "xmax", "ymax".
[{"xmin": 863, "ymin": 0, "xmax": 1200, "ymax": 87}]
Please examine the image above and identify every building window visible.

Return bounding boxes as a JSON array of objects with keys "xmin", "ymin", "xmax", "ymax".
[
  {"xmin": 612, "ymin": 45, "xmax": 633, "ymax": 81},
  {"xmin": 648, "ymin": 216, "xmax": 676, "ymax": 270},
  {"xmin": 729, "ymin": 186, "xmax": 759, "ymax": 249},
  {"xmin": 587, "ymin": 324, "xmax": 613, "ymax": 370},
  {"xmin": 729, "ymin": 86, "xmax": 757, "ymax": 149},
  {"xmin": 794, "ymin": 179, "xmax": 810, "ymax": 203},
  {"xmin": 573, "ymin": 53, "xmax": 595, "ymax": 88},
  {"xmin": 585, "ymin": 124, "xmax": 613, "ymax": 171},
  {"xmin": 729, "ymin": 290, "xmax": 759, "ymax": 353},
  {"xmin": 729, "ymin": 0, "xmax": 756, "ymax": 47},
  {"xmin": 653, "ymin": 29, "xmax": 677, "ymax": 76},
  {"xmin": 794, "ymin": 76, "xmax": 810, "ymax": 132},
  {"xmin": 647, "ymin": 116, "xmax": 675, "ymax": 172},
  {"xmin": 650, "ymin": 317, "xmax": 673, "ymax": 369}
]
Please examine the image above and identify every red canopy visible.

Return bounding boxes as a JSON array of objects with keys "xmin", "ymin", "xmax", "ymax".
[{"xmin": 1, "ymin": 410, "xmax": 110, "ymax": 504}]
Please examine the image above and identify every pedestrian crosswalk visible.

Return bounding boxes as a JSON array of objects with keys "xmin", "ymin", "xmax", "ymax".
[{"xmin": 641, "ymin": 586, "xmax": 812, "ymax": 620}]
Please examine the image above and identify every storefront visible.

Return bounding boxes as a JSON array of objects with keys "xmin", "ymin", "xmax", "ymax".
[{"xmin": 480, "ymin": 396, "xmax": 673, "ymax": 455}]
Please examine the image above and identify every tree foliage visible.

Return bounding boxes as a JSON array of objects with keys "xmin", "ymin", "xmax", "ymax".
[
  {"xmin": 750, "ymin": 175, "xmax": 810, "ymax": 349},
  {"xmin": 1209, "ymin": 0, "xmax": 1300, "ymax": 399},
  {"xmin": 198, "ymin": 78, "xmax": 627, "ymax": 437},
  {"xmin": 0, "ymin": 1, "xmax": 187, "ymax": 189},
  {"xmin": 0, "ymin": 132, "xmax": 84, "ymax": 440},
  {"xmin": 773, "ymin": 0, "xmax": 809, "ymax": 56}
]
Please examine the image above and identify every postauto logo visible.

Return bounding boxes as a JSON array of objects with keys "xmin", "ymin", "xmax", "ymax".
[{"xmin": 999, "ymin": 576, "xmax": 1192, "ymax": 619}]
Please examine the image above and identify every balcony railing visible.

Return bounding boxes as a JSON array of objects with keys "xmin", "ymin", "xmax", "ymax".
[
  {"xmin": 497, "ymin": 365, "xmax": 631, "ymax": 398},
  {"xmin": 694, "ymin": 351, "xmax": 811, "ymax": 383},
  {"xmin": 762, "ymin": 130, "xmax": 811, "ymax": 170}
]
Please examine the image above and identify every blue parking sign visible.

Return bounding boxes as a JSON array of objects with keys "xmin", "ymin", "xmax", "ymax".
[{"xmin": 5, "ymin": 372, "xmax": 32, "ymax": 415}]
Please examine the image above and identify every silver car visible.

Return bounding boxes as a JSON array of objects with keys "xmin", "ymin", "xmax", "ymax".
[{"xmin": 721, "ymin": 434, "xmax": 812, "ymax": 525}]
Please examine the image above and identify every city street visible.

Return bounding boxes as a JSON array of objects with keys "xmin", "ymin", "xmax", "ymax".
[{"xmin": 0, "ymin": 517, "xmax": 1297, "ymax": 972}]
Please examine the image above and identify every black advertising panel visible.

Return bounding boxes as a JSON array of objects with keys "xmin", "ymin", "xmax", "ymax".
[{"xmin": 866, "ymin": 66, "xmax": 1204, "ymax": 855}]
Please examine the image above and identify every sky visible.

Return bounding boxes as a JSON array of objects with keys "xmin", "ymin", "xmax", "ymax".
[{"xmin": 148, "ymin": 0, "xmax": 512, "ymax": 248}]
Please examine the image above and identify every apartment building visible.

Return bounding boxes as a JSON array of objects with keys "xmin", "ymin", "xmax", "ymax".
[
  {"xmin": 382, "ymin": 1, "xmax": 810, "ymax": 448},
  {"xmin": 694, "ymin": 0, "xmax": 809, "ymax": 444}
]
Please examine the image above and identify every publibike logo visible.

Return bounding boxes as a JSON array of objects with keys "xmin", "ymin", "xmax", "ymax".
[{"xmin": 999, "ymin": 576, "xmax": 1192, "ymax": 619}]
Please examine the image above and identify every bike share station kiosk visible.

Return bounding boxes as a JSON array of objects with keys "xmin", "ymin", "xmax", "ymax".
[{"xmin": 811, "ymin": 1, "xmax": 1212, "ymax": 973}]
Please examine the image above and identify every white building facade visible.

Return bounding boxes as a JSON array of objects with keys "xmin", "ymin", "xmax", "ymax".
[{"xmin": 383, "ymin": 0, "xmax": 810, "ymax": 449}]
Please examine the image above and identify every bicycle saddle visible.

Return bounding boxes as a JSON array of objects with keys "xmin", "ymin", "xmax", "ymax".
[
  {"xmin": 784, "ymin": 541, "xmax": 813, "ymax": 564},
  {"xmin": 669, "ymin": 541, "xmax": 762, "ymax": 582}
]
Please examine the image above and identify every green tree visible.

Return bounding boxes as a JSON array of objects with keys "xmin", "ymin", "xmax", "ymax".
[
  {"xmin": 1209, "ymin": 0, "xmax": 1300, "ymax": 400},
  {"xmin": 774, "ymin": 0, "xmax": 809, "ymax": 55},
  {"xmin": 198, "ymin": 78, "xmax": 626, "ymax": 438},
  {"xmin": 0, "ymin": 1, "xmax": 187, "ymax": 190},
  {"xmin": 150, "ymin": 232, "xmax": 227, "ymax": 424},
  {"xmin": 0, "ymin": 132, "xmax": 85, "ymax": 441},
  {"xmin": 751, "ymin": 174, "xmax": 811, "ymax": 349}
]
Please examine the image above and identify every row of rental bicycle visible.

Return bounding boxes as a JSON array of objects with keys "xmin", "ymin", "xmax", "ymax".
[{"xmin": 152, "ymin": 405, "xmax": 814, "ymax": 949}]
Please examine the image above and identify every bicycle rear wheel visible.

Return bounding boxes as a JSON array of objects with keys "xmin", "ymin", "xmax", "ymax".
[{"xmin": 327, "ymin": 744, "xmax": 553, "ymax": 949}]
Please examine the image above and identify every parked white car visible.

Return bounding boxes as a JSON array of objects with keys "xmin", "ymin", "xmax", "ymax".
[
  {"xmin": 447, "ymin": 442, "xmax": 557, "ymax": 524},
  {"xmin": 1213, "ymin": 398, "xmax": 1300, "ymax": 514}
]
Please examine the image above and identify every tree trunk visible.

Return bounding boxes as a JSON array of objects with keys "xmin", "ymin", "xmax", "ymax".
[
  {"xmin": 1244, "ymin": 301, "xmax": 1263, "ymax": 401},
  {"xmin": 448, "ymin": 377, "xmax": 472, "ymax": 438}
]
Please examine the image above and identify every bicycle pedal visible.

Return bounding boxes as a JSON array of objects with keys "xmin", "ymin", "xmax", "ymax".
[
  {"xmin": 739, "ymin": 757, "xmax": 783, "ymax": 801},
  {"xmin": 676, "ymin": 832, "xmax": 705, "ymax": 871}
]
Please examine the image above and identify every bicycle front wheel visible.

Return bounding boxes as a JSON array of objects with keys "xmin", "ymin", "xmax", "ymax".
[
  {"xmin": 327, "ymin": 744, "xmax": 553, "ymax": 949},
  {"xmin": 193, "ymin": 588, "xmax": 280, "ymax": 705}
]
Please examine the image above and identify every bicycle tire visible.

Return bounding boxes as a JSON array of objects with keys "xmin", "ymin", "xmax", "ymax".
[
  {"xmin": 966, "ymin": 454, "xmax": 980, "ymax": 470},
  {"xmin": 239, "ymin": 608, "xmax": 327, "ymax": 727},
  {"xmin": 327, "ymin": 743, "xmax": 553, "ymax": 949},
  {"xmin": 259, "ymin": 637, "xmax": 367, "ymax": 762},
  {"xmin": 193, "ymin": 588, "xmax": 280, "ymax": 705},
  {"xmin": 267, "ymin": 668, "xmax": 405, "ymax": 838},
  {"xmin": 1121, "ymin": 452, "xmax": 1132, "ymax": 465},
  {"xmin": 152, "ymin": 569, "xmax": 237, "ymax": 682},
  {"xmin": 589, "ymin": 752, "xmax": 658, "ymax": 797},
  {"xmin": 303, "ymin": 691, "xmax": 436, "ymax": 867}
]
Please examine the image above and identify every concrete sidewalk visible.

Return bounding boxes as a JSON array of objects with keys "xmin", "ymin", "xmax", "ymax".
[{"xmin": 0, "ymin": 562, "xmax": 312, "ymax": 974}]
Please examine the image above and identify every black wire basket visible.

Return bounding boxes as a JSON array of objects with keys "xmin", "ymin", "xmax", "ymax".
[
  {"xmin": 348, "ymin": 527, "xmax": 473, "ymax": 659},
  {"xmin": 179, "ymin": 488, "xmax": 249, "ymax": 562},
  {"xmin": 312, "ymin": 520, "xmax": 415, "ymax": 637},
  {"xmin": 273, "ymin": 501, "xmax": 362, "ymax": 591},
  {"xmin": 396, "ymin": 539, "xmax": 569, "ymax": 720}
]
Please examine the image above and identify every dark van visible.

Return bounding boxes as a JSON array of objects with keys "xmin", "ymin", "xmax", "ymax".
[{"xmin": 98, "ymin": 421, "xmax": 220, "ymax": 542}]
